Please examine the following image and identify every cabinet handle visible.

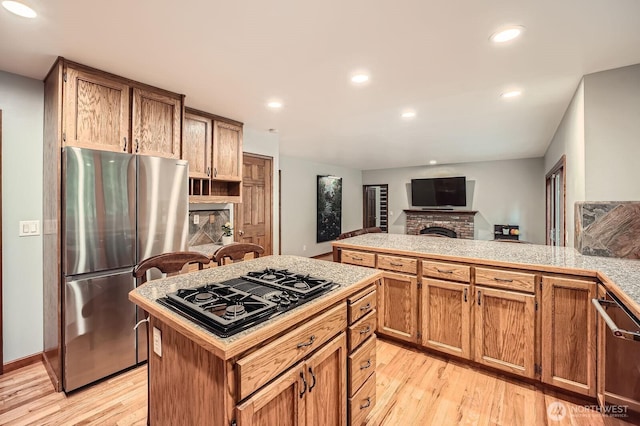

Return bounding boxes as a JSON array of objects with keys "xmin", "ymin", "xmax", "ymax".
[
  {"xmin": 299, "ymin": 371, "xmax": 307, "ymax": 398},
  {"xmin": 359, "ymin": 326, "xmax": 371, "ymax": 335},
  {"xmin": 351, "ymin": 256, "xmax": 363, "ymax": 261},
  {"xmin": 135, "ymin": 138, "xmax": 140, "ymax": 152},
  {"xmin": 493, "ymin": 277, "xmax": 513, "ymax": 283},
  {"xmin": 360, "ymin": 397, "xmax": 371, "ymax": 409},
  {"xmin": 214, "ymin": 167, "xmax": 217, "ymax": 177},
  {"xmin": 360, "ymin": 303, "xmax": 371, "ymax": 311},
  {"xmin": 308, "ymin": 367, "xmax": 316, "ymax": 392},
  {"xmin": 390, "ymin": 262, "xmax": 404, "ymax": 267},
  {"xmin": 436, "ymin": 268, "xmax": 454, "ymax": 274},
  {"xmin": 297, "ymin": 335, "xmax": 316, "ymax": 348},
  {"xmin": 463, "ymin": 288, "xmax": 467, "ymax": 302},
  {"xmin": 477, "ymin": 290, "xmax": 481, "ymax": 306},
  {"xmin": 360, "ymin": 359, "xmax": 372, "ymax": 370},
  {"xmin": 123, "ymin": 137, "xmax": 128, "ymax": 152},
  {"xmin": 207, "ymin": 166, "xmax": 211, "ymax": 177}
]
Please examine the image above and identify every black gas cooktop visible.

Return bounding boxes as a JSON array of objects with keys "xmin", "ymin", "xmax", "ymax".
[{"xmin": 157, "ymin": 268, "xmax": 338, "ymax": 337}]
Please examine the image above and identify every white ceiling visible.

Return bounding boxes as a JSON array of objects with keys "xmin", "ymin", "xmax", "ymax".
[{"xmin": 1, "ymin": 0, "xmax": 640, "ymax": 170}]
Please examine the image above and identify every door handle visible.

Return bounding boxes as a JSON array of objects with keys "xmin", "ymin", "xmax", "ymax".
[
  {"xmin": 477, "ymin": 290, "xmax": 481, "ymax": 306},
  {"xmin": 299, "ymin": 371, "xmax": 307, "ymax": 398},
  {"xmin": 135, "ymin": 138, "xmax": 140, "ymax": 152},
  {"xmin": 463, "ymin": 288, "xmax": 467, "ymax": 302},
  {"xmin": 308, "ymin": 367, "xmax": 316, "ymax": 392},
  {"xmin": 207, "ymin": 166, "xmax": 211, "ymax": 177},
  {"xmin": 238, "ymin": 230, "xmax": 244, "ymax": 236},
  {"xmin": 123, "ymin": 137, "xmax": 128, "ymax": 152}
]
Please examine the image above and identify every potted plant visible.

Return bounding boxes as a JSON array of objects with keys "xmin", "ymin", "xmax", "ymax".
[{"xmin": 221, "ymin": 222, "xmax": 234, "ymax": 245}]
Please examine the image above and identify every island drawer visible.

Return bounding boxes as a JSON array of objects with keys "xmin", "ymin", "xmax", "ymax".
[
  {"xmin": 422, "ymin": 260, "xmax": 470, "ymax": 283},
  {"xmin": 475, "ymin": 267, "xmax": 536, "ymax": 293},
  {"xmin": 348, "ymin": 288, "xmax": 377, "ymax": 324},
  {"xmin": 348, "ymin": 309, "xmax": 376, "ymax": 350},
  {"xmin": 349, "ymin": 371, "xmax": 376, "ymax": 426},
  {"xmin": 236, "ymin": 303, "xmax": 347, "ymax": 400},
  {"xmin": 341, "ymin": 250, "xmax": 376, "ymax": 268},
  {"xmin": 348, "ymin": 335, "xmax": 376, "ymax": 396},
  {"xmin": 377, "ymin": 254, "xmax": 417, "ymax": 274}
]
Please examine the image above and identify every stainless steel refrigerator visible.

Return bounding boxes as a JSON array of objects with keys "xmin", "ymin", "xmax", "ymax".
[{"xmin": 62, "ymin": 147, "xmax": 188, "ymax": 392}]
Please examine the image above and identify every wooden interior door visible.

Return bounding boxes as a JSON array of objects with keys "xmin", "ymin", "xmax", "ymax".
[
  {"xmin": 422, "ymin": 278, "xmax": 471, "ymax": 359},
  {"xmin": 363, "ymin": 187, "xmax": 376, "ymax": 228},
  {"xmin": 0, "ymin": 110, "xmax": 3, "ymax": 374},
  {"xmin": 362, "ymin": 184, "xmax": 388, "ymax": 231},
  {"xmin": 545, "ymin": 155, "xmax": 566, "ymax": 246},
  {"xmin": 235, "ymin": 153, "xmax": 273, "ymax": 254}
]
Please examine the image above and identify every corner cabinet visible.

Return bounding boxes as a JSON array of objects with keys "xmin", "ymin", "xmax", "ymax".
[{"xmin": 237, "ymin": 333, "xmax": 347, "ymax": 426}]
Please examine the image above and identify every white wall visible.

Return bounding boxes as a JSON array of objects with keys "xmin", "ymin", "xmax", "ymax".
[
  {"xmin": 584, "ymin": 64, "xmax": 640, "ymax": 201},
  {"xmin": 0, "ymin": 71, "xmax": 44, "ymax": 363},
  {"xmin": 363, "ymin": 158, "xmax": 545, "ymax": 244},
  {"xmin": 280, "ymin": 156, "xmax": 362, "ymax": 257},
  {"xmin": 543, "ymin": 81, "xmax": 586, "ymax": 247}
]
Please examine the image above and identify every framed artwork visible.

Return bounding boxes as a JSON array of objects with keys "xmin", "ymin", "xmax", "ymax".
[{"xmin": 317, "ymin": 175, "xmax": 342, "ymax": 242}]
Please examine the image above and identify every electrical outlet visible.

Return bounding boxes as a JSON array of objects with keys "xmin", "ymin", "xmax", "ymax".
[
  {"xmin": 193, "ymin": 215, "xmax": 199, "ymax": 225},
  {"xmin": 303, "ymin": 245, "xmax": 307, "ymax": 251},
  {"xmin": 153, "ymin": 327, "xmax": 162, "ymax": 357}
]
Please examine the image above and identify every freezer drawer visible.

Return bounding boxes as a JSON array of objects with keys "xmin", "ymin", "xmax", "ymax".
[{"xmin": 64, "ymin": 269, "xmax": 136, "ymax": 391}]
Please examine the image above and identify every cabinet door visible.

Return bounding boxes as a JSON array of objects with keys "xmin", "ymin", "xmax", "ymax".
[
  {"xmin": 474, "ymin": 287, "xmax": 535, "ymax": 378},
  {"xmin": 182, "ymin": 112, "xmax": 212, "ymax": 178},
  {"xmin": 377, "ymin": 272, "xmax": 417, "ymax": 343},
  {"xmin": 213, "ymin": 120, "xmax": 242, "ymax": 180},
  {"xmin": 541, "ymin": 276, "xmax": 596, "ymax": 396},
  {"xmin": 132, "ymin": 88, "xmax": 181, "ymax": 158},
  {"xmin": 63, "ymin": 66, "xmax": 130, "ymax": 152},
  {"xmin": 422, "ymin": 278, "xmax": 471, "ymax": 359},
  {"xmin": 236, "ymin": 365, "xmax": 306, "ymax": 426},
  {"xmin": 305, "ymin": 333, "xmax": 347, "ymax": 426}
]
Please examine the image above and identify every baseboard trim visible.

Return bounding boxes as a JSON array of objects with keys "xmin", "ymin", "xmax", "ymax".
[
  {"xmin": 311, "ymin": 252, "xmax": 333, "ymax": 259},
  {"xmin": 3, "ymin": 352, "xmax": 43, "ymax": 374}
]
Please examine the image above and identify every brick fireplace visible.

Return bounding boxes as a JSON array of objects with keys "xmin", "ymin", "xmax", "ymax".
[{"xmin": 404, "ymin": 209, "xmax": 478, "ymax": 239}]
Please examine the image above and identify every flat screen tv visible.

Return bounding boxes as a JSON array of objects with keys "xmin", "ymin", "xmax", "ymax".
[{"xmin": 411, "ymin": 176, "xmax": 466, "ymax": 207}]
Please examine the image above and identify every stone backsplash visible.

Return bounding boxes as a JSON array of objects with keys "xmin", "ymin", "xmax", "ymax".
[
  {"xmin": 188, "ymin": 209, "xmax": 230, "ymax": 247},
  {"xmin": 575, "ymin": 202, "xmax": 640, "ymax": 259}
]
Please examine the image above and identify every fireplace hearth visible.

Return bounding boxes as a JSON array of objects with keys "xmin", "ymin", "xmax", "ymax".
[
  {"xmin": 420, "ymin": 226, "xmax": 457, "ymax": 238},
  {"xmin": 404, "ymin": 209, "xmax": 477, "ymax": 240}
]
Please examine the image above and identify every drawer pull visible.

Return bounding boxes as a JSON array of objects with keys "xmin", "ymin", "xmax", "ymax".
[
  {"xmin": 360, "ymin": 359, "xmax": 372, "ymax": 370},
  {"xmin": 299, "ymin": 371, "xmax": 307, "ymax": 398},
  {"xmin": 436, "ymin": 268, "xmax": 454, "ymax": 274},
  {"xmin": 360, "ymin": 303, "xmax": 371, "ymax": 311},
  {"xmin": 351, "ymin": 256, "xmax": 363, "ymax": 261},
  {"xmin": 297, "ymin": 335, "xmax": 316, "ymax": 348},
  {"xmin": 359, "ymin": 325, "xmax": 371, "ymax": 335},
  {"xmin": 390, "ymin": 262, "xmax": 404, "ymax": 267},
  {"xmin": 360, "ymin": 397, "xmax": 371, "ymax": 409},
  {"xmin": 308, "ymin": 366, "xmax": 316, "ymax": 392},
  {"xmin": 493, "ymin": 277, "xmax": 514, "ymax": 283}
]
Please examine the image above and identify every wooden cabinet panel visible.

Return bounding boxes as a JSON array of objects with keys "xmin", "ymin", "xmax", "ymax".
[
  {"xmin": 348, "ymin": 310, "xmax": 376, "ymax": 351},
  {"xmin": 422, "ymin": 260, "xmax": 470, "ymax": 283},
  {"xmin": 132, "ymin": 87, "xmax": 181, "ymax": 158},
  {"xmin": 377, "ymin": 272, "xmax": 417, "ymax": 343},
  {"xmin": 422, "ymin": 278, "xmax": 471, "ymax": 359},
  {"xmin": 236, "ymin": 364, "xmax": 305, "ymax": 426},
  {"xmin": 63, "ymin": 66, "xmax": 129, "ymax": 152},
  {"xmin": 348, "ymin": 335, "xmax": 376, "ymax": 396},
  {"xmin": 474, "ymin": 287, "xmax": 535, "ymax": 378},
  {"xmin": 348, "ymin": 289, "xmax": 376, "ymax": 324},
  {"xmin": 213, "ymin": 120, "xmax": 242, "ymax": 180},
  {"xmin": 304, "ymin": 333, "xmax": 347, "ymax": 426},
  {"xmin": 341, "ymin": 250, "xmax": 376, "ymax": 268},
  {"xmin": 541, "ymin": 276, "xmax": 596, "ymax": 396},
  {"xmin": 475, "ymin": 267, "xmax": 536, "ymax": 293},
  {"xmin": 348, "ymin": 371, "xmax": 376, "ymax": 426},
  {"xmin": 237, "ymin": 304, "xmax": 346, "ymax": 400},
  {"xmin": 182, "ymin": 112, "xmax": 212, "ymax": 178},
  {"xmin": 377, "ymin": 254, "xmax": 417, "ymax": 274}
]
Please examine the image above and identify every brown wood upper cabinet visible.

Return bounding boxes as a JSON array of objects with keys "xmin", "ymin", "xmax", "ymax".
[
  {"xmin": 60, "ymin": 60, "xmax": 183, "ymax": 159},
  {"xmin": 182, "ymin": 111, "xmax": 212, "ymax": 179},
  {"xmin": 541, "ymin": 276, "xmax": 596, "ymax": 397},
  {"xmin": 213, "ymin": 120, "xmax": 242, "ymax": 181}
]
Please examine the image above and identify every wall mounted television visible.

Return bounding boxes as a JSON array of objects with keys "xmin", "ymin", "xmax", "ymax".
[{"xmin": 411, "ymin": 176, "xmax": 467, "ymax": 207}]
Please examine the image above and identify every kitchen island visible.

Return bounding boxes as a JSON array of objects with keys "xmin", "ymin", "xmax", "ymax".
[
  {"xmin": 129, "ymin": 255, "xmax": 382, "ymax": 426},
  {"xmin": 332, "ymin": 233, "xmax": 640, "ymax": 411}
]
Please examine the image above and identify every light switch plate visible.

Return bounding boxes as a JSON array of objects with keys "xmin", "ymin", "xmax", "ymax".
[
  {"xmin": 193, "ymin": 215, "xmax": 200, "ymax": 225},
  {"xmin": 19, "ymin": 220, "xmax": 40, "ymax": 237},
  {"xmin": 153, "ymin": 327, "xmax": 162, "ymax": 357}
]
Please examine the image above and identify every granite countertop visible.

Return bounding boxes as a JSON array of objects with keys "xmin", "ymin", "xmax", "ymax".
[
  {"xmin": 129, "ymin": 255, "xmax": 382, "ymax": 358},
  {"xmin": 333, "ymin": 233, "xmax": 640, "ymax": 313},
  {"xmin": 189, "ymin": 243, "xmax": 222, "ymax": 258}
]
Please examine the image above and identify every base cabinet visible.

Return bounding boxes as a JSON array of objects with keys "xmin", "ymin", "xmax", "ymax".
[
  {"xmin": 473, "ymin": 287, "xmax": 536, "ymax": 378},
  {"xmin": 422, "ymin": 278, "xmax": 471, "ymax": 359},
  {"xmin": 541, "ymin": 276, "xmax": 596, "ymax": 396},
  {"xmin": 237, "ymin": 332, "xmax": 347, "ymax": 426},
  {"xmin": 377, "ymin": 272, "xmax": 417, "ymax": 343}
]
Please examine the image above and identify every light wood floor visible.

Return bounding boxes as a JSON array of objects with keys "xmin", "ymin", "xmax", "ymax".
[{"xmin": 0, "ymin": 340, "xmax": 636, "ymax": 425}]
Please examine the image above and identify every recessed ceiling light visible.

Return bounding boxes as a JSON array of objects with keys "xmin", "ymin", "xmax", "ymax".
[
  {"xmin": 351, "ymin": 74, "xmax": 370, "ymax": 84},
  {"xmin": 268, "ymin": 128, "xmax": 278, "ymax": 133},
  {"xmin": 401, "ymin": 111, "xmax": 416, "ymax": 119},
  {"xmin": 267, "ymin": 101, "xmax": 282, "ymax": 109},
  {"xmin": 2, "ymin": 1, "xmax": 36, "ymax": 18},
  {"xmin": 490, "ymin": 26, "xmax": 524, "ymax": 43},
  {"xmin": 501, "ymin": 90, "xmax": 522, "ymax": 99},
  {"xmin": 429, "ymin": 160, "xmax": 438, "ymax": 165}
]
